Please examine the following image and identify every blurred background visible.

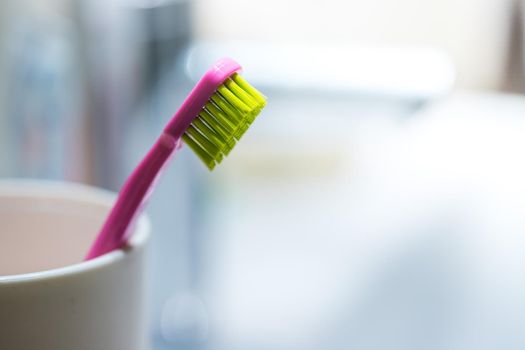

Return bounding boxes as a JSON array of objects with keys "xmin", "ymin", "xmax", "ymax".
[{"xmin": 2, "ymin": 0, "xmax": 525, "ymax": 349}]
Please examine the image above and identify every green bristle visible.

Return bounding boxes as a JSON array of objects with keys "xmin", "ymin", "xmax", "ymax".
[
  {"xmin": 209, "ymin": 95, "xmax": 246, "ymax": 139},
  {"xmin": 245, "ymin": 109, "xmax": 258, "ymax": 123},
  {"xmin": 198, "ymin": 109, "xmax": 236, "ymax": 153},
  {"xmin": 192, "ymin": 118, "xmax": 229, "ymax": 155},
  {"xmin": 186, "ymin": 126, "xmax": 223, "ymax": 163},
  {"xmin": 224, "ymin": 78, "xmax": 259, "ymax": 110},
  {"xmin": 232, "ymin": 73, "xmax": 266, "ymax": 107},
  {"xmin": 217, "ymin": 85, "xmax": 251, "ymax": 115},
  {"xmin": 210, "ymin": 95, "xmax": 244, "ymax": 124},
  {"xmin": 205, "ymin": 102, "xmax": 236, "ymax": 132},
  {"xmin": 182, "ymin": 74, "xmax": 266, "ymax": 170},
  {"xmin": 224, "ymin": 78, "xmax": 260, "ymax": 124},
  {"xmin": 181, "ymin": 134, "xmax": 216, "ymax": 170}
]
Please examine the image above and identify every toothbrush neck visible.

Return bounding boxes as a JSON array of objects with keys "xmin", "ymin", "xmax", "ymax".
[{"xmin": 85, "ymin": 133, "xmax": 179, "ymax": 260}]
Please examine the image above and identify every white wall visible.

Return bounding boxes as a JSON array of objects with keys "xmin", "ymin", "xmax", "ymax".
[{"xmin": 193, "ymin": 0, "xmax": 513, "ymax": 90}]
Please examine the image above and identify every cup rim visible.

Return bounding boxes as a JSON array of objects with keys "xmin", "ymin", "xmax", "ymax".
[{"xmin": 0, "ymin": 179, "xmax": 150, "ymax": 284}]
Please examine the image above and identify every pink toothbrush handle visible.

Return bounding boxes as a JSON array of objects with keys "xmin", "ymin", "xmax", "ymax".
[
  {"xmin": 85, "ymin": 58, "xmax": 241, "ymax": 260},
  {"xmin": 85, "ymin": 134, "xmax": 179, "ymax": 259}
]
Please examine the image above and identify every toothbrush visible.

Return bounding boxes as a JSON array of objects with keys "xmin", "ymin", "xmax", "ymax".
[{"xmin": 85, "ymin": 58, "xmax": 266, "ymax": 260}]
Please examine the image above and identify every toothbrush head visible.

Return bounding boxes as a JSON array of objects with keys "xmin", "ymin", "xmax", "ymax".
[{"xmin": 165, "ymin": 58, "xmax": 266, "ymax": 170}]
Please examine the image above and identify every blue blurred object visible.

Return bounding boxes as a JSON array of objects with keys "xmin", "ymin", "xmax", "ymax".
[{"xmin": 3, "ymin": 5, "xmax": 82, "ymax": 179}]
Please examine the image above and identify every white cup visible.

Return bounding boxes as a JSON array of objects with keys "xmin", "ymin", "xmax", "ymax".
[{"xmin": 0, "ymin": 180, "xmax": 150, "ymax": 350}]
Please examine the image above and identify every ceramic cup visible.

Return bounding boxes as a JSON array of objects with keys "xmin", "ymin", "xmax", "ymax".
[{"xmin": 0, "ymin": 180, "xmax": 150, "ymax": 350}]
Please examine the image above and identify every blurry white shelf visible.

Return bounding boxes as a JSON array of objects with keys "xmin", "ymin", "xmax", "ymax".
[{"xmin": 185, "ymin": 41, "xmax": 456, "ymax": 101}]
